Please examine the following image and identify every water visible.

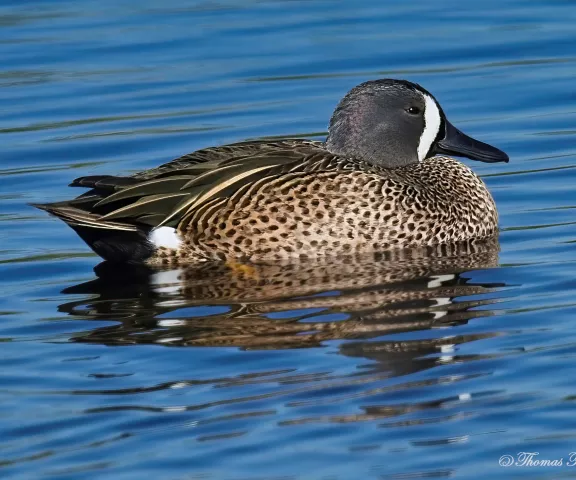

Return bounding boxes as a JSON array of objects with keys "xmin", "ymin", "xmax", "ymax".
[{"xmin": 3, "ymin": 0, "xmax": 576, "ymax": 478}]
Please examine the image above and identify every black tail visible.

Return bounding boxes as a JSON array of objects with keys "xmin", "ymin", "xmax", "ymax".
[{"xmin": 32, "ymin": 202, "xmax": 155, "ymax": 263}]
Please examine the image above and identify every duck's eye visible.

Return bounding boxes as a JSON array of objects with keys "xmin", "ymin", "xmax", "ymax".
[{"xmin": 406, "ymin": 106, "xmax": 421, "ymax": 115}]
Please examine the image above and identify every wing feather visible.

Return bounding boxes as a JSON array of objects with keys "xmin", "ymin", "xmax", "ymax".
[{"xmin": 36, "ymin": 139, "xmax": 354, "ymax": 234}]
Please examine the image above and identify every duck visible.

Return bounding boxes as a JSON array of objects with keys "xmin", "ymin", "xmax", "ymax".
[{"xmin": 33, "ymin": 78, "xmax": 509, "ymax": 265}]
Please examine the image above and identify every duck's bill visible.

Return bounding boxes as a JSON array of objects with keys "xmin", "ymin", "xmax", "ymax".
[{"xmin": 434, "ymin": 120, "xmax": 509, "ymax": 163}]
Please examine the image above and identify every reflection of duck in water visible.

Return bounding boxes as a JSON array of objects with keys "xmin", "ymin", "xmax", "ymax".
[
  {"xmin": 35, "ymin": 79, "xmax": 507, "ymax": 264},
  {"xmin": 60, "ymin": 238, "xmax": 505, "ymax": 357}
]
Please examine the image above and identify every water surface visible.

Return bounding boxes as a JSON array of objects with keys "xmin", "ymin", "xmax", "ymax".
[{"xmin": 3, "ymin": 0, "xmax": 576, "ymax": 478}]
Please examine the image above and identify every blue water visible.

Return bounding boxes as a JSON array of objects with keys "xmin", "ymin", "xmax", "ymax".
[{"xmin": 3, "ymin": 0, "xmax": 576, "ymax": 478}]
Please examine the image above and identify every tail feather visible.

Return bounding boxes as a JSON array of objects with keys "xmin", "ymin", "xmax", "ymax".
[
  {"xmin": 32, "ymin": 202, "xmax": 154, "ymax": 263},
  {"xmin": 32, "ymin": 202, "xmax": 137, "ymax": 231},
  {"xmin": 69, "ymin": 175, "xmax": 140, "ymax": 190}
]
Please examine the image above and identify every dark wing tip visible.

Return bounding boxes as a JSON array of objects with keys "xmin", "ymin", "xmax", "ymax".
[{"xmin": 29, "ymin": 202, "xmax": 53, "ymax": 212}]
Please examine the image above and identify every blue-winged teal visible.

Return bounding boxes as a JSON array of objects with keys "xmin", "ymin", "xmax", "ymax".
[{"xmin": 34, "ymin": 79, "xmax": 508, "ymax": 264}]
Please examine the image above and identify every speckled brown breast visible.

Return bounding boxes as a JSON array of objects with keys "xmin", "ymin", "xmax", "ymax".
[{"xmin": 151, "ymin": 156, "xmax": 497, "ymax": 264}]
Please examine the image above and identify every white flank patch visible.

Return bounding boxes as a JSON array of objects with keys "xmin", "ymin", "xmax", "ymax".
[
  {"xmin": 149, "ymin": 226, "xmax": 182, "ymax": 249},
  {"xmin": 417, "ymin": 94, "xmax": 442, "ymax": 161}
]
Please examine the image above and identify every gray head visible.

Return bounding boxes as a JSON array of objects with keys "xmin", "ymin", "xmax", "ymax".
[{"xmin": 325, "ymin": 79, "xmax": 508, "ymax": 168}]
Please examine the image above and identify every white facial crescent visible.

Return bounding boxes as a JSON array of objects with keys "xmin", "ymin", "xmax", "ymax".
[{"xmin": 418, "ymin": 94, "xmax": 442, "ymax": 162}]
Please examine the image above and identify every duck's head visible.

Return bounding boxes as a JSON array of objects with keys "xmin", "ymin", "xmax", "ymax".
[{"xmin": 325, "ymin": 79, "xmax": 509, "ymax": 168}]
